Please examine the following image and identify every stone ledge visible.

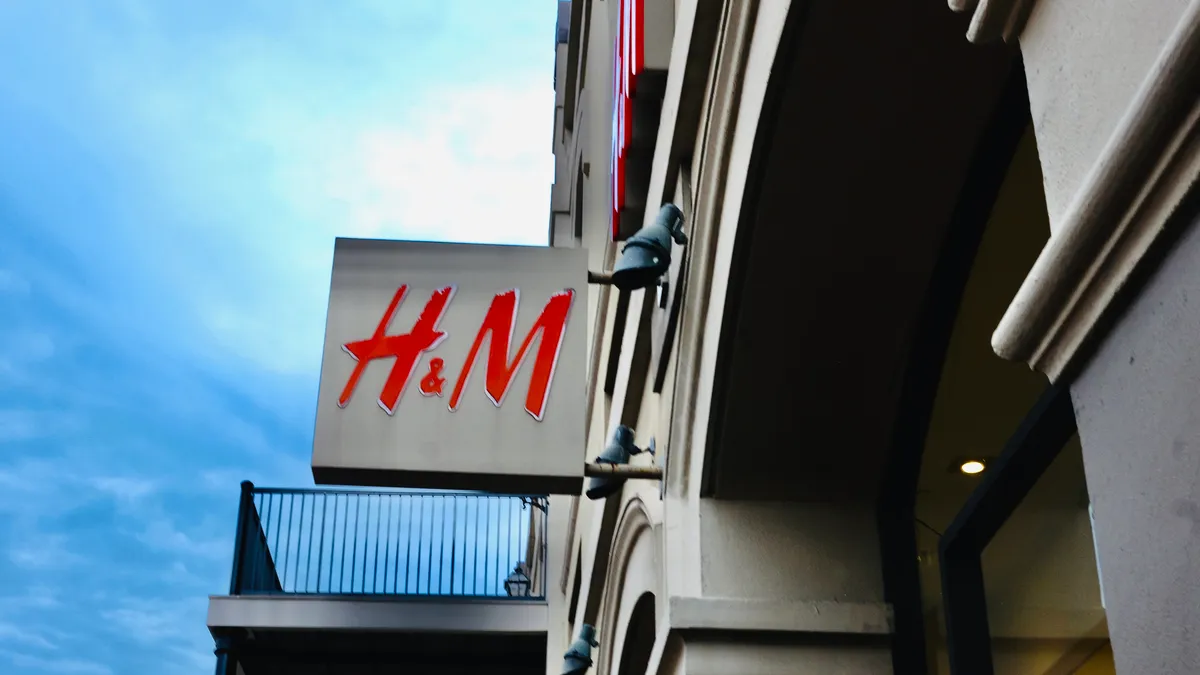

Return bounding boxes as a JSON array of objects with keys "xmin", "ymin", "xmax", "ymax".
[{"xmin": 666, "ymin": 596, "xmax": 893, "ymax": 636}]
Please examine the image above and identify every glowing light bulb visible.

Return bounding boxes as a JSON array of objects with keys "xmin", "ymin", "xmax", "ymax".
[{"xmin": 960, "ymin": 460, "xmax": 986, "ymax": 475}]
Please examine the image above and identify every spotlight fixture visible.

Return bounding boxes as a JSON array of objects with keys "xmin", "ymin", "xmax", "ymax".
[
  {"xmin": 585, "ymin": 425, "xmax": 656, "ymax": 500},
  {"xmin": 562, "ymin": 624, "xmax": 599, "ymax": 675},
  {"xmin": 587, "ymin": 204, "xmax": 687, "ymax": 291}
]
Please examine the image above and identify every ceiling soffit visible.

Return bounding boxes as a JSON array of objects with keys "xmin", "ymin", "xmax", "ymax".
[{"xmin": 704, "ymin": 0, "xmax": 1017, "ymax": 501}]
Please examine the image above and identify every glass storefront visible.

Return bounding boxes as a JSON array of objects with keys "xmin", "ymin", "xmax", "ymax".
[
  {"xmin": 911, "ymin": 123, "xmax": 1114, "ymax": 673},
  {"xmin": 983, "ymin": 434, "xmax": 1112, "ymax": 674}
]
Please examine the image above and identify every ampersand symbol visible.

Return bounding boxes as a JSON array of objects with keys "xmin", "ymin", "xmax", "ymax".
[{"xmin": 419, "ymin": 357, "xmax": 446, "ymax": 397}]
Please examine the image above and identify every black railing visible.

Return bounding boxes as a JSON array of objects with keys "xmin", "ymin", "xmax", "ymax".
[{"xmin": 228, "ymin": 483, "xmax": 547, "ymax": 600}]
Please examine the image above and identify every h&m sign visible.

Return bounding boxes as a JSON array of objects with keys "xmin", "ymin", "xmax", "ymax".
[{"xmin": 312, "ymin": 238, "xmax": 587, "ymax": 494}]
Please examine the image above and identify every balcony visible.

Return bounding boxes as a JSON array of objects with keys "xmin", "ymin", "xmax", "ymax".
[{"xmin": 208, "ymin": 484, "xmax": 549, "ymax": 674}]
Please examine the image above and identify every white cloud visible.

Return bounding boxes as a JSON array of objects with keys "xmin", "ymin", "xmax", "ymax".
[
  {"xmin": 298, "ymin": 82, "xmax": 555, "ymax": 245},
  {"xmin": 0, "ymin": 586, "xmax": 61, "ymax": 612},
  {"xmin": 192, "ymin": 79, "xmax": 555, "ymax": 378},
  {"xmin": 0, "ymin": 623, "xmax": 57, "ymax": 650},
  {"xmin": 0, "ymin": 409, "xmax": 86, "ymax": 444},
  {"xmin": 0, "ymin": 650, "xmax": 112, "ymax": 675},
  {"xmin": 8, "ymin": 534, "xmax": 85, "ymax": 570},
  {"xmin": 135, "ymin": 517, "xmax": 227, "ymax": 561},
  {"xmin": 100, "ymin": 596, "xmax": 207, "ymax": 645},
  {"xmin": 89, "ymin": 476, "xmax": 159, "ymax": 505}
]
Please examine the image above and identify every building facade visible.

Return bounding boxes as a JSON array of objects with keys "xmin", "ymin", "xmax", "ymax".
[{"xmin": 545, "ymin": 0, "xmax": 1200, "ymax": 674}]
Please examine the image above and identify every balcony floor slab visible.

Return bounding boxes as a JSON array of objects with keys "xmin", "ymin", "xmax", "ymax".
[{"xmin": 208, "ymin": 594, "xmax": 548, "ymax": 636}]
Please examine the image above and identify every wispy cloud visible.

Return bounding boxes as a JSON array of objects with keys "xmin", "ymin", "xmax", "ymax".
[
  {"xmin": 89, "ymin": 477, "xmax": 159, "ymax": 505},
  {"xmin": 100, "ymin": 597, "xmax": 207, "ymax": 645},
  {"xmin": 0, "ymin": 623, "xmax": 58, "ymax": 651},
  {"xmin": 0, "ymin": 651, "xmax": 111, "ymax": 675},
  {"xmin": 8, "ymin": 534, "xmax": 86, "ymax": 571}
]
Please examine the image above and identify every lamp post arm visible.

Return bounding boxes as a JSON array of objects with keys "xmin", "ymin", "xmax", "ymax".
[
  {"xmin": 588, "ymin": 270, "xmax": 615, "ymax": 285},
  {"xmin": 583, "ymin": 464, "xmax": 663, "ymax": 479}
]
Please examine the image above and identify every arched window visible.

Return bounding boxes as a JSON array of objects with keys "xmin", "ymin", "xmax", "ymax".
[{"xmin": 616, "ymin": 593, "xmax": 655, "ymax": 675}]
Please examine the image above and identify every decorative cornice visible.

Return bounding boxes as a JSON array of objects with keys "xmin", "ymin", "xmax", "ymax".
[
  {"xmin": 991, "ymin": 0, "xmax": 1200, "ymax": 381},
  {"xmin": 949, "ymin": 0, "xmax": 1037, "ymax": 44}
]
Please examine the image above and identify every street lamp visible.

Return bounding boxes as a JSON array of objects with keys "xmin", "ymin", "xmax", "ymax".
[{"xmin": 504, "ymin": 563, "xmax": 531, "ymax": 597}]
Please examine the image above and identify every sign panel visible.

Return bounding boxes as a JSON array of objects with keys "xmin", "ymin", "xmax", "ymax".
[
  {"xmin": 610, "ymin": 0, "xmax": 643, "ymax": 241},
  {"xmin": 313, "ymin": 238, "xmax": 587, "ymax": 494}
]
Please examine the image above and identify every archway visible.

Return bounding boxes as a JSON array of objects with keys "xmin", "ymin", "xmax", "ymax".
[{"xmin": 616, "ymin": 593, "xmax": 656, "ymax": 675}]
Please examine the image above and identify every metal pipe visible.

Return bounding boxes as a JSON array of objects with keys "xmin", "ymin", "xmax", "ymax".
[
  {"xmin": 588, "ymin": 270, "xmax": 615, "ymax": 285},
  {"xmin": 583, "ymin": 464, "xmax": 664, "ymax": 479}
]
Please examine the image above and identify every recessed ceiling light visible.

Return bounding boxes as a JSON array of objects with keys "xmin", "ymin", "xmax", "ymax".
[{"xmin": 960, "ymin": 459, "xmax": 986, "ymax": 475}]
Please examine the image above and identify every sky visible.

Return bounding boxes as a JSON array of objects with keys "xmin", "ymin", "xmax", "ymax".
[{"xmin": 0, "ymin": 2, "xmax": 555, "ymax": 673}]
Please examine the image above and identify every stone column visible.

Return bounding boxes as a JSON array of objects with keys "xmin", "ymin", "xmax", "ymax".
[{"xmin": 1069, "ymin": 201, "xmax": 1200, "ymax": 674}]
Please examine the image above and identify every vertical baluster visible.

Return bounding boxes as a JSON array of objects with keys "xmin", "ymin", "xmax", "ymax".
[
  {"xmin": 371, "ymin": 494, "xmax": 381, "ymax": 593},
  {"xmin": 270, "ymin": 493, "xmax": 283, "ymax": 587},
  {"xmin": 429, "ymin": 495, "xmax": 438, "ymax": 595},
  {"xmin": 316, "ymin": 493, "xmax": 328, "ymax": 593},
  {"xmin": 292, "ymin": 494, "xmax": 305, "ymax": 591},
  {"xmin": 350, "ymin": 494, "xmax": 361, "ymax": 593},
  {"xmin": 498, "ymin": 497, "xmax": 505, "ymax": 596},
  {"xmin": 382, "ymin": 494, "xmax": 393, "ymax": 594},
  {"xmin": 262, "ymin": 494, "xmax": 272, "ymax": 592},
  {"xmin": 542, "ymin": 498, "xmax": 548, "ymax": 598},
  {"xmin": 258, "ymin": 493, "xmax": 269, "ymax": 594},
  {"xmin": 472, "ymin": 496, "xmax": 481, "ymax": 596},
  {"xmin": 431, "ymin": 494, "xmax": 438, "ymax": 594},
  {"xmin": 446, "ymin": 494, "xmax": 453, "ymax": 593},
  {"xmin": 500, "ymin": 496, "xmax": 507, "ymax": 595},
  {"xmin": 360, "ymin": 495, "xmax": 370, "ymax": 593},
  {"xmin": 415, "ymin": 495, "xmax": 426, "ymax": 594},
  {"xmin": 247, "ymin": 491, "xmax": 260, "ymax": 593},
  {"xmin": 339, "ymin": 494, "xmax": 350, "ymax": 593},
  {"xmin": 506, "ymin": 498, "xmax": 512, "ymax": 594},
  {"xmin": 302, "ymin": 494, "xmax": 313, "ymax": 592},
  {"xmin": 506, "ymin": 498, "xmax": 513, "ymax": 591},
  {"xmin": 397, "ymin": 495, "xmax": 408, "ymax": 593},
  {"xmin": 405, "ymin": 495, "xmax": 415, "ymax": 593},
  {"xmin": 482, "ymin": 496, "xmax": 491, "ymax": 596},
  {"xmin": 280, "ymin": 494, "xmax": 295, "ymax": 591},
  {"xmin": 511, "ymin": 498, "xmax": 518, "ymax": 591},
  {"xmin": 436, "ymin": 494, "xmax": 446, "ymax": 588}
]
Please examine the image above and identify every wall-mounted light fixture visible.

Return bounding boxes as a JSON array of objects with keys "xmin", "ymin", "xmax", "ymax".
[
  {"xmin": 589, "ymin": 203, "xmax": 687, "ymax": 291},
  {"xmin": 562, "ymin": 624, "xmax": 599, "ymax": 675},
  {"xmin": 585, "ymin": 425, "xmax": 661, "ymax": 501}
]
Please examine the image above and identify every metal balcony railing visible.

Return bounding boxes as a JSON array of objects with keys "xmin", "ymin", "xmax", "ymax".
[{"xmin": 228, "ymin": 483, "xmax": 547, "ymax": 600}]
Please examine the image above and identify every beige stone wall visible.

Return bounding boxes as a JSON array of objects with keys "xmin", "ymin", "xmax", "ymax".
[{"xmin": 549, "ymin": 1, "xmax": 896, "ymax": 672}]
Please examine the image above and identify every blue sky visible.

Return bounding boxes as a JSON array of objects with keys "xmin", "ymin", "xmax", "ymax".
[{"xmin": 0, "ymin": 2, "xmax": 554, "ymax": 673}]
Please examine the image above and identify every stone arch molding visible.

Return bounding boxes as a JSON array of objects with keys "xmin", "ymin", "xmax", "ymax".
[{"xmin": 596, "ymin": 497, "xmax": 662, "ymax": 675}]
